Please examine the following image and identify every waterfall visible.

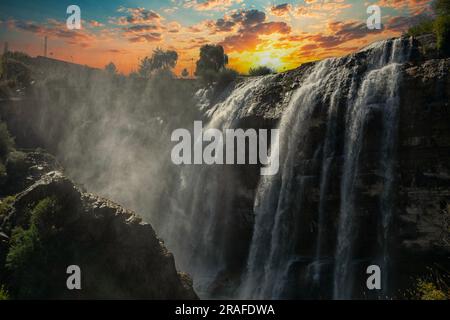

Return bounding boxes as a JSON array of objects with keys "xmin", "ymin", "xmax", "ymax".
[
  {"xmin": 162, "ymin": 76, "xmax": 274, "ymax": 296},
  {"xmin": 239, "ymin": 58, "xmax": 348, "ymax": 299},
  {"xmin": 333, "ymin": 38, "xmax": 412, "ymax": 299},
  {"xmin": 239, "ymin": 38, "xmax": 414, "ymax": 299}
]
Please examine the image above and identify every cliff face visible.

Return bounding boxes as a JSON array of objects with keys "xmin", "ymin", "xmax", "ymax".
[
  {"xmin": 0, "ymin": 153, "xmax": 197, "ymax": 299},
  {"xmin": 185, "ymin": 35, "xmax": 450, "ymax": 298},
  {"xmin": 395, "ymin": 57, "xmax": 450, "ymax": 288}
]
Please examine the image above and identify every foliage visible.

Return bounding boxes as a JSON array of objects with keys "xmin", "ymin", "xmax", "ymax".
[
  {"xmin": 138, "ymin": 48, "xmax": 178, "ymax": 78},
  {"xmin": 4, "ymin": 51, "xmax": 31, "ymax": 61},
  {"xmin": 248, "ymin": 66, "xmax": 275, "ymax": 76},
  {"xmin": 197, "ymin": 68, "xmax": 219, "ymax": 85},
  {"xmin": 5, "ymin": 196, "xmax": 63, "ymax": 299},
  {"xmin": 0, "ymin": 285, "xmax": 9, "ymax": 300},
  {"xmin": 216, "ymin": 68, "xmax": 239, "ymax": 90},
  {"xmin": 2, "ymin": 59, "xmax": 32, "ymax": 89},
  {"xmin": 195, "ymin": 45, "xmax": 229, "ymax": 84},
  {"xmin": 406, "ymin": 0, "xmax": 450, "ymax": 56},
  {"xmin": 104, "ymin": 62, "xmax": 117, "ymax": 75},
  {"xmin": 414, "ymin": 280, "xmax": 447, "ymax": 300},
  {"xmin": 434, "ymin": 0, "xmax": 450, "ymax": 15},
  {"xmin": 0, "ymin": 196, "xmax": 15, "ymax": 217},
  {"xmin": 435, "ymin": 15, "xmax": 450, "ymax": 55},
  {"xmin": 0, "ymin": 122, "xmax": 15, "ymax": 161},
  {"xmin": 406, "ymin": 19, "xmax": 434, "ymax": 36},
  {"xmin": 407, "ymin": 267, "xmax": 450, "ymax": 300}
]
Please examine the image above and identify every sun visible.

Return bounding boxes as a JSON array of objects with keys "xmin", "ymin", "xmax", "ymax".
[
  {"xmin": 229, "ymin": 49, "xmax": 289, "ymax": 74},
  {"xmin": 254, "ymin": 51, "xmax": 284, "ymax": 70}
]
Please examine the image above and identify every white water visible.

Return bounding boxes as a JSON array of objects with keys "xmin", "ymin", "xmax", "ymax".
[
  {"xmin": 161, "ymin": 38, "xmax": 414, "ymax": 299},
  {"xmin": 333, "ymin": 38, "xmax": 412, "ymax": 299},
  {"xmin": 239, "ymin": 38, "xmax": 413, "ymax": 299},
  {"xmin": 162, "ymin": 76, "xmax": 273, "ymax": 296}
]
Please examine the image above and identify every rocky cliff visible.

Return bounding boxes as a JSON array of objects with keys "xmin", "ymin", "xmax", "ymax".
[
  {"xmin": 175, "ymin": 35, "xmax": 450, "ymax": 299},
  {"xmin": 0, "ymin": 151, "xmax": 197, "ymax": 299}
]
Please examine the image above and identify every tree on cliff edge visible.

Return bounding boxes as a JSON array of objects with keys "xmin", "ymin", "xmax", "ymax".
[
  {"xmin": 407, "ymin": 0, "xmax": 450, "ymax": 55},
  {"xmin": 434, "ymin": 0, "xmax": 450, "ymax": 54},
  {"xmin": 195, "ymin": 45, "xmax": 229, "ymax": 84}
]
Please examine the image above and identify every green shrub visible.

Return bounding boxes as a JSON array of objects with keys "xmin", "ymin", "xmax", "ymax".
[
  {"xmin": 248, "ymin": 66, "xmax": 274, "ymax": 76},
  {"xmin": 406, "ymin": 0, "xmax": 450, "ymax": 57},
  {"xmin": 3, "ymin": 59, "xmax": 32, "ymax": 89},
  {"xmin": 6, "ymin": 226, "xmax": 39, "ymax": 275},
  {"xmin": 415, "ymin": 280, "xmax": 448, "ymax": 300},
  {"xmin": 30, "ymin": 196, "xmax": 62, "ymax": 237},
  {"xmin": 0, "ymin": 285, "xmax": 9, "ymax": 300},
  {"xmin": 406, "ymin": 19, "xmax": 434, "ymax": 36},
  {"xmin": 407, "ymin": 268, "xmax": 450, "ymax": 300},
  {"xmin": 5, "ymin": 196, "xmax": 62, "ymax": 298},
  {"xmin": 0, "ymin": 122, "xmax": 15, "ymax": 160},
  {"xmin": 0, "ymin": 196, "xmax": 15, "ymax": 217},
  {"xmin": 435, "ymin": 15, "xmax": 450, "ymax": 55}
]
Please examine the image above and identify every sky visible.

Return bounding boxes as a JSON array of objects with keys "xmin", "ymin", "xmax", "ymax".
[{"xmin": 0, "ymin": 0, "xmax": 434, "ymax": 75}]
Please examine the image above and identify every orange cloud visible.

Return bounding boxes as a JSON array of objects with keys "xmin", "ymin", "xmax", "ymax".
[{"xmin": 184, "ymin": 0, "xmax": 243, "ymax": 11}]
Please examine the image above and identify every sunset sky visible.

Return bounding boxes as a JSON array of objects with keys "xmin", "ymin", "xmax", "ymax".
[{"xmin": 0, "ymin": 0, "xmax": 434, "ymax": 75}]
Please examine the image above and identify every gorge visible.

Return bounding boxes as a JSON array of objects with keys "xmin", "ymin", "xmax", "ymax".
[{"xmin": 0, "ymin": 34, "xmax": 449, "ymax": 299}]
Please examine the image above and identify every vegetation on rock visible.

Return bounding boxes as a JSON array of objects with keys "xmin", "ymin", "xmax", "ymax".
[
  {"xmin": 0, "ymin": 285, "xmax": 9, "ymax": 300},
  {"xmin": 407, "ymin": 0, "xmax": 450, "ymax": 55},
  {"xmin": 248, "ymin": 66, "xmax": 274, "ymax": 76},
  {"xmin": 195, "ymin": 44, "xmax": 239, "ymax": 88},
  {"xmin": 407, "ymin": 269, "xmax": 450, "ymax": 300}
]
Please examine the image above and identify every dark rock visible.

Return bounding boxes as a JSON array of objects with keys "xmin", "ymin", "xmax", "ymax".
[{"xmin": 0, "ymin": 170, "xmax": 197, "ymax": 299}]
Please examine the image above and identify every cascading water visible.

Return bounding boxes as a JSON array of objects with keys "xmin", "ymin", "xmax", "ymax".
[
  {"xmin": 239, "ymin": 58, "xmax": 350, "ymax": 299},
  {"xmin": 239, "ymin": 38, "xmax": 414, "ymax": 299},
  {"xmin": 333, "ymin": 38, "xmax": 413, "ymax": 299},
  {"xmin": 162, "ymin": 76, "xmax": 274, "ymax": 296}
]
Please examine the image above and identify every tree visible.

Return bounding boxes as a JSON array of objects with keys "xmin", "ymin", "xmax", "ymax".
[
  {"xmin": 248, "ymin": 66, "xmax": 274, "ymax": 76},
  {"xmin": 406, "ymin": 0, "xmax": 450, "ymax": 56},
  {"xmin": 195, "ymin": 45, "xmax": 228, "ymax": 77},
  {"xmin": 181, "ymin": 68, "xmax": 189, "ymax": 78},
  {"xmin": 138, "ymin": 48, "xmax": 178, "ymax": 78},
  {"xmin": 104, "ymin": 62, "xmax": 117, "ymax": 75},
  {"xmin": 434, "ymin": 0, "xmax": 450, "ymax": 15},
  {"xmin": 435, "ymin": 15, "xmax": 450, "ymax": 55}
]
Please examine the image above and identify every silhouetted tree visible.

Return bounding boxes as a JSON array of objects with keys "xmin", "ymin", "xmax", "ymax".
[
  {"xmin": 195, "ymin": 45, "xmax": 228, "ymax": 83},
  {"xmin": 138, "ymin": 48, "xmax": 178, "ymax": 78},
  {"xmin": 104, "ymin": 62, "xmax": 117, "ymax": 75}
]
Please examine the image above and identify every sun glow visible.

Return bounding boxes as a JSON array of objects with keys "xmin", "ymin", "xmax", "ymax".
[{"xmin": 229, "ymin": 47, "xmax": 298, "ymax": 74}]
